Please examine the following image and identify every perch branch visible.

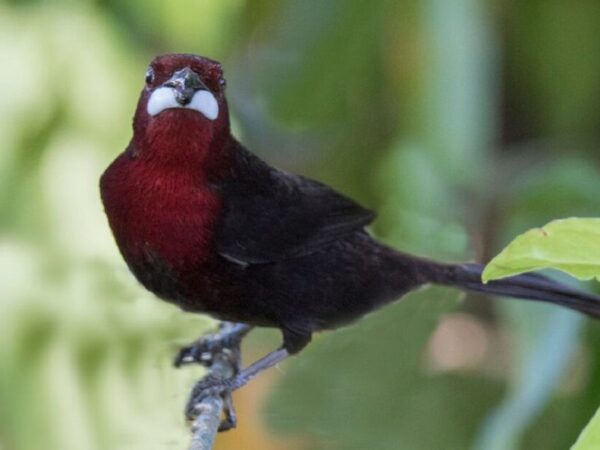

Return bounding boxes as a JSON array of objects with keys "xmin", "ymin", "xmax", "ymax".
[{"xmin": 187, "ymin": 328, "xmax": 241, "ymax": 450}]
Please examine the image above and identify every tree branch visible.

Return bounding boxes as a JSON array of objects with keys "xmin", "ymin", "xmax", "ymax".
[{"xmin": 187, "ymin": 333, "xmax": 240, "ymax": 450}]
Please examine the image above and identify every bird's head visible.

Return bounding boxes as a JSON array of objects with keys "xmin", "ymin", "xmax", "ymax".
[{"xmin": 131, "ymin": 54, "xmax": 231, "ymax": 167}]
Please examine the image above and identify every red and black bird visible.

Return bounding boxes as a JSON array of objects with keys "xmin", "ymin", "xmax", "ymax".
[{"xmin": 101, "ymin": 54, "xmax": 600, "ymax": 426}]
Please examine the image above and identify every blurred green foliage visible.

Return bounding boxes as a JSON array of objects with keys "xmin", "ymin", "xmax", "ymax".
[{"xmin": 1, "ymin": 0, "xmax": 600, "ymax": 449}]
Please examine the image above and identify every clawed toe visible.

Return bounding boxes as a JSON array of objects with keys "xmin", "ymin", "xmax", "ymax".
[
  {"xmin": 186, "ymin": 375, "xmax": 238, "ymax": 431},
  {"xmin": 186, "ymin": 375, "xmax": 226, "ymax": 416},
  {"xmin": 174, "ymin": 342, "xmax": 215, "ymax": 368},
  {"xmin": 218, "ymin": 393, "xmax": 237, "ymax": 431},
  {"xmin": 179, "ymin": 322, "xmax": 253, "ymax": 431},
  {"xmin": 174, "ymin": 322, "xmax": 251, "ymax": 368}
]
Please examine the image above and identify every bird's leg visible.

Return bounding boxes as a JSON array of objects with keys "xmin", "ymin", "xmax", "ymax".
[
  {"xmin": 174, "ymin": 321, "xmax": 252, "ymax": 368},
  {"xmin": 185, "ymin": 347, "xmax": 290, "ymax": 423},
  {"xmin": 185, "ymin": 329, "xmax": 312, "ymax": 429}
]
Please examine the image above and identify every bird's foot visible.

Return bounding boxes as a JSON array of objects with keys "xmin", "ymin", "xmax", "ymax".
[
  {"xmin": 186, "ymin": 373, "xmax": 248, "ymax": 431},
  {"xmin": 185, "ymin": 346, "xmax": 291, "ymax": 432},
  {"xmin": 174, "ymin": 322, "xmax": 251, "ymax": 368},
  {"xmin": 178, "ymin": 322, "xmax": 252, "ymax": 432}
]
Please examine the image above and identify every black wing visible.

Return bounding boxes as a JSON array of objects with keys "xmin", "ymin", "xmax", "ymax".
[{"xmin": 215, "ymin": 146, "xmax": 375, "ymax": 265}]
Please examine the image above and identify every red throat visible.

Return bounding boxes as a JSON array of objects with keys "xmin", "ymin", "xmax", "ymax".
[{"xmin": 131, "ymin": 95, "xmax": 232, "ymax": 177}]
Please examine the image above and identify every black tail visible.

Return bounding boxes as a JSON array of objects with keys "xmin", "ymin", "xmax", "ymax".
[{"xmin": 423, "ymin": 261, "xmax": 600, "ymax": 319}]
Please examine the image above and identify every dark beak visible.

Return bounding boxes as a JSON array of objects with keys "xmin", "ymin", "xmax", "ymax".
[{"xmin": 162, "ymin": 67, "xmax": 207, "ymax": 106}]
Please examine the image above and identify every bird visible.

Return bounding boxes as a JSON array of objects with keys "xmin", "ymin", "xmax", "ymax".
[{"xmin": 100, "ymin": 53, "xmax": 600, "ymax": 429}]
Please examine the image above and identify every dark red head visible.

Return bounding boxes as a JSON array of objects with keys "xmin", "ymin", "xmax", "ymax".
[{"xmin": 131, "ymin": 54, "xmax": 231, "ymax": 168}]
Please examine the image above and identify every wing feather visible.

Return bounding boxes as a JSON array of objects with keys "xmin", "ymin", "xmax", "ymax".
[{"xmin": 215, "ymin": 146, "xmax": 374, "ymax": 264}]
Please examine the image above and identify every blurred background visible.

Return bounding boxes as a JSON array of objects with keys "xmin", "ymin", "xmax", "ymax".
[{"xmin": 1, "ymin": 0, "xmax": 600, "ymax": 449}]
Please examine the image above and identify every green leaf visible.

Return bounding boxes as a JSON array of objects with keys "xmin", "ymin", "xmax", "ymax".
[
  {"xmin": 572, "ymin": 407, "xmax": 600, "ymax": 450},
  {"xmin": 482, "ymin": 218, "xmax": 600, "ymax": 283}
]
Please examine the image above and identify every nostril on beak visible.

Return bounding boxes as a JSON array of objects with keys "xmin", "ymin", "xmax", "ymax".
[
  {"xmin": 175, "ymin": 91, "xmax": 193, "ymax": 106},
  {"xmin": 164, "ymin": 67, "xmax": 205, "ymax": 106}
]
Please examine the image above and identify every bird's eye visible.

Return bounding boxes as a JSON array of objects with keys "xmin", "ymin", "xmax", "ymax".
[
  {"xmin": 145, "ymin": 68, "xmax": 154, "ymax": 85},
  {"xmin": 219, "ymin": 78, "xmax": 226, "ymax": 89}
]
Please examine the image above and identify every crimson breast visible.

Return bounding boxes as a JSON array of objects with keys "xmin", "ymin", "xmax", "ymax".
[{"xmin": 100, "ymin": 152, "xmax": 222, "ymax": 272}]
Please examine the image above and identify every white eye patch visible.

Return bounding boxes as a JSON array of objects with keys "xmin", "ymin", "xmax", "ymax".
[{"xmin": 146, "ymin": 87, "xmax": 219, "ymax": 120}]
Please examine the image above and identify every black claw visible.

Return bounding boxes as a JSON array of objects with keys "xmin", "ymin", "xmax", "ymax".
[
  {"xmin": 174, "ymin": 322, "xmax": 251, "ymax": 368},
  {"xmin": 218, "ymin": 392, "xmax": 237, "ymax": 431},
  {"xmin": 174, "ymin": 344, "xmax": 215, "ymax": 368},
  {"xmin": 173, "ymin": 336, "xmax": 219, "ymax": 368},
  {"xmin": 218, "ymin": 417, "xmax": 236, "ymax": 432}
]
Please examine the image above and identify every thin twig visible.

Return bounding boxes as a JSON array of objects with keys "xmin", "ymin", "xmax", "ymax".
[
  {"xmin": 187, "ymin": 339, "xmax": 239, "ymax": 450},
  {"xmin": 188, "ymin": 394, "xmax": 224, "ymax": 450}
]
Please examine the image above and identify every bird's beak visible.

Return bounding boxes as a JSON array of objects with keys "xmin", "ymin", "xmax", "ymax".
[
  {"xmin": 162, "ymin": 67, "xmax": 207, "ymax": 106},
  {"xmin": 147, "ymin": 66, "xmax": 219, "ymax": 119}
]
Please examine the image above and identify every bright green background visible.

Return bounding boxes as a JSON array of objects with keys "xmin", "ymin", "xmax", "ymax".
[{"xmin": 1, "ymin": 1, "xmax": 600, "ymax": 449}]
